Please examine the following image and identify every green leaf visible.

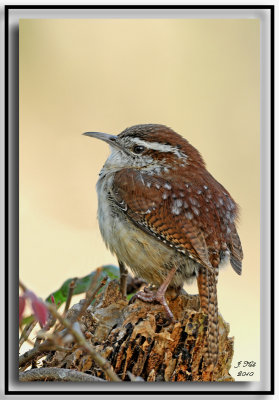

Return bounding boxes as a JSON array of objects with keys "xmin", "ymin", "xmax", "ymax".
[
  {"xmin": 126, "ymin": 293, "xmax": 135, "ymax": 301},
  {"xmin": 21, "ymin": 315, "xmax": 35, "ymax": 326},
  {"xmin": 101, "ymin": 264, "xmax": 120, "ymax": 280},
  {"xmin": 20, "ymin": 265, "xmax": 120, "ymax": 327},
  {"xmin": 45, "ymin": 265, "xmax": 120, "ymax": 305}
]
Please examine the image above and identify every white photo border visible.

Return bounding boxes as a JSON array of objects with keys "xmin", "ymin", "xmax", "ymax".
[{"xmin": 3, "ymin": 4, "xmax": 274, "ymax": 396}]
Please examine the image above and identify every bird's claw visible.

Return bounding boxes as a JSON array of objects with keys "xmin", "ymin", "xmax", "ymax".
[{"xmin": 129, "ymin": 287, "xmax": 174, "ymax": 322}]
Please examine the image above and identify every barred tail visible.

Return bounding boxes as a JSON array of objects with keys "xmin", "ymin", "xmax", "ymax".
[{"xmin": 197, "ymin": 266, "xmax": 219, "ymax": 367}]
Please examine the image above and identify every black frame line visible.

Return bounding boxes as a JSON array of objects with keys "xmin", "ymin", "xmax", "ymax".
[
  {"xmin": 4, "ymin": 4, "xmax": 274, "ymax": 396},
  {"xmin": 3, "ymin": 4, "xmax": 276, "ymax": 8}
]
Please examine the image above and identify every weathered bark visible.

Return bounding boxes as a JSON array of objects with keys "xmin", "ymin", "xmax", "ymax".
[
  {"xmin": 45, "ymin": 280, "xmax": 234, "ymax": 382},
  {"xmin": 19, "ymin": 367, "xmax": 104, "ymax": 382}
]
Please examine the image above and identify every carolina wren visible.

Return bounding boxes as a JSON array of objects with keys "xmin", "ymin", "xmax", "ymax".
[{"xmin": 83, "ymin": 124, "xmax": 243, "ymax": 369}]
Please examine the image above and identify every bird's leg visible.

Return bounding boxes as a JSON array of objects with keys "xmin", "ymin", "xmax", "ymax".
[
  {"xmin": 118, "ymin": 260, "xmax": 128, "ymax": 298},
  {"xmin": 129, "ymin": 266, "xmax": 177, "ymax": 321}
]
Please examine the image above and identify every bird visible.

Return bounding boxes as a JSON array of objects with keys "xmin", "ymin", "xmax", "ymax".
[{"xmin": 83, "ymin": 124, "xmax": 243, "ymax": 372}]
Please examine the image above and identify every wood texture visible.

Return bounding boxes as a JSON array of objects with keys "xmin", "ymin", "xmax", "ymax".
[{"xmin": 45, "ymin": 280, "xmax": 234, "ymax": 382}]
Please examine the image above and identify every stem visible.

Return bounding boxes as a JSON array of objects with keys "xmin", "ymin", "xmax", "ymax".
[
  {"xmin": 19, "ymin": 320, "xmax": 37, "ymax": 349},
  {"xmin": 19, "ymin": 367, "xmax": 105, "ymax": 382},
  {"xmin": 47, "ymin": 303, "xmax": 121, "ymax": 382},
  {"xmin": 19, "ymin": 280, "xmax": 27, "ymax": 292},
  {"xmin": 63, "ymin": 278, "xmax": 77, "ymax": 317},
  {"xmin": 119, "ymin": 260, "xmax": 128, "ymax": 298},
  {"xmin": 75, "ymin": 276, "xmax": 108, "ymax": 322},
  {"xmin": 19, "ymin": 341, "xmax": 55, "ymax": 368}
]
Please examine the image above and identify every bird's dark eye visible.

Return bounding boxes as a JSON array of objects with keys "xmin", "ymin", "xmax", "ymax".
[{"xmin": 133, "ymin": 145, "xmax": 145, "ymax": 154}]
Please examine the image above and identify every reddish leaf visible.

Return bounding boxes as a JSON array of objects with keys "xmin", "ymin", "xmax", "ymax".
[
  {"xmin": 19, "ymin": 296, "xmax": 26, "ymax": 323},
  {"xmin": 26, "ymin": 290, "xmax": 48, "ymax": 327},
  {"xmin": 51, "ymin": 295, "xmax": 55, "ymax": 304}
]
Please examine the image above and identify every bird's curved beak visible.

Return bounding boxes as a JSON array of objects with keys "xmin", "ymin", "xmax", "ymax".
[
  {"xmin": 83, "ymin": 131, "xmax": 118, "ymax": 145},
  {"xmin": 83, "ymin": 131, "xmax": 129, "ymax": 155},
  {"xmin": 83, "ymin": 131, "xmax": 124, "ymax": 152}
]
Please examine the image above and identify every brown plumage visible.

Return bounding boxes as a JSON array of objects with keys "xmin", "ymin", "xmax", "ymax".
[{"xmin": 84, "ymin": 124, "xmax": 243, "ymax": 372}]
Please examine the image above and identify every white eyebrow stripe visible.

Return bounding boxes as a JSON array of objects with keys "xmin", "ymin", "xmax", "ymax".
[{"xmin": 131, "ymin": 137, "xmax": 187, "ymax": 159}]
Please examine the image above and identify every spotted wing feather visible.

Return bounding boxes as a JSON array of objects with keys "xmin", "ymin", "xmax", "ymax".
[{"xmin": 112, "ymin": 169, "xmax": 214, "ymax": 273}]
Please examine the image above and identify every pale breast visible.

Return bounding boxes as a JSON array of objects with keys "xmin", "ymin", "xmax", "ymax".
[{"xmin": 96, "ymin": 173, "xmax": 199, "ymax": 288}]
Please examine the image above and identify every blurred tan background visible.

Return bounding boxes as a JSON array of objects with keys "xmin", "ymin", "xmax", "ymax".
[{"xmin": 19, "ymin": 18, "xmax": 260, "ymax": 380}]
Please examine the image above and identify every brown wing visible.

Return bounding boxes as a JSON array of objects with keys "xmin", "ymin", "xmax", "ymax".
[
  {"xmin": 228, "ymin": 225, "xmax": 243, "ymax": 275},
  {"xmin": 111, "ymin": 169, "xmax": 214, "ymax": 274}
]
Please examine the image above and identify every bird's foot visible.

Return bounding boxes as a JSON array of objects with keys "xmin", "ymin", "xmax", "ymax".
[{"xmin": 129, "ymin": 285, "xmax": 174, "ymax": 322}]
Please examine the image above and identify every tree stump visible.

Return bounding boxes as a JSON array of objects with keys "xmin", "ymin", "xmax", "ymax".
[{"xmin": 45, "ymin": 280, "xmax": 234, "ymax": 382}]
